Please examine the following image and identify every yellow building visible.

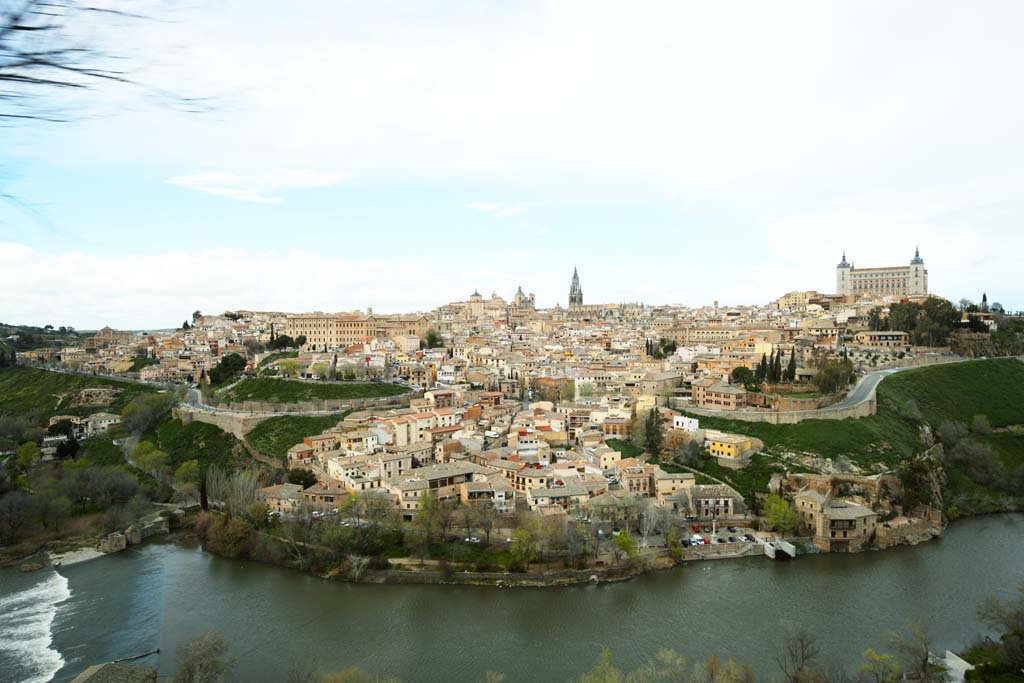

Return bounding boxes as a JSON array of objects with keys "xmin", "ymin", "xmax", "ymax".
[{"xmin": 704, "ymin": 430, "xmax": 752, "ymax": 459}]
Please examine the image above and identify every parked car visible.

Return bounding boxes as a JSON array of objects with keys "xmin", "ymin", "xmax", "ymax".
[
  {"xmin": 744, "ymin": 533, "xmax": 757, "ymax": 542},
  {"xmin": 702, "ymin": 526, "xmax": 711, "ymax": 533},
  {"xmin": 692, "ymin": 524, "xmax": 701, "ymax": 533},
  {"xmin": 716, "ymin": 537, "xmax": 726, "ymax": 544},
  {"xmin": 464, "ymin": 537, "xmax": 481, "ymax": 544},
  {"xmin": 680, "ymin": 539, "xmax": 691, "ymax": 548},
  {"xmin": 728, "ymin": 536, "xmax": 737, "ymax": 543},
  {"xmin": 728, "ymin": 526, "xmax": 737, "ymax": 533}
]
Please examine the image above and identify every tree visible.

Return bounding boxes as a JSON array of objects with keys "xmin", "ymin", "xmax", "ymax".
[
  {"xmin": 776, "ymin": 630, "xmax": 822, "ymax": 683},
  {"xmin": 131, "ymin": 441, "xmax": 168, "ymax": 478},
  {"xmin": 55, "ymin": 435, "xmax": 79, "ymax": 459},
  {"xmin": 287, "ymin": 469, "xmax": 318, "ymax": 489},
  {"xmin": 559, "ymin": 382, "xmax": 576, "ymax": 402},
  {"xmin": 39, "ymin": 494, "xmax": 72, "ymax": 533},
  {"xmin": 765, "ymin": 494, "xmax": 797, "ymax": 535},
  {"xmin": 0, "ymin": 491, "xmax": 38, "ymax": 543},
  {"xmin": 577, "ymin": 648, "xmax": 623, "ymax": 683},
  {"xmin": 207, "ymin": 353, "xmax": 247, "ymax": 385},
  {"xmin": 977, "ymin": 582, "xmax": 1024, "ymax": 672},
  {"xmin": 785, "ymin": 350, "xmax": 796, "ymax": 383},
  {"xmin": 121, "ymin": 392, "xmax": 176, "ymax": 434},
  {"xmin": 173, "ymin": 630, "xmax": 232, "ymax": 683},
  {"xmin": 476, "ymin": 501, "xmax": 498, "ymax": 545},
  {"xmin": 859, "ymin": 649, "xmax": 900, "ymax": 683},
  {"xmin": 885, "ymin": 623, "xmax": 949, "ymax": 683},
  {"xmin": 812, "ymin": 357, "xmax": 854, "ymax": 394},
  {"xmin": 755, "ymin": 354, "xmax": 768, "ymax": 383},
  {"xmin": 643, "ymin": 407, "xmax": 664, "ymax": 455},
  {"xmin": 612, "ymin": 532, "xmax": 638, "ymax": 566},
  {"xmin": 867, "ymin": 306, "xmax": 888, "ymax": 331},
  {"xmin": 16, "ymin": 440, "xmax": 41, "ymax": 469},
  {"xmin": 730, "ymin": 366, "xmax": 753, "ymax": 385},
  {"xmin": 175, "ymin": 459, "xmax": 202, "ymax": 487},
  {"xmin": 424, "ymin": 329, "xmax": 444, "ymax": 348},
  {"xmin": 509, "ymin": 528, "xmax": 537, "ymax": 571}
]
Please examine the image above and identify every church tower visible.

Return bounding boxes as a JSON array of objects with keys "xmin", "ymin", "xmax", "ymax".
[
  {"xmin": 569, "ymin": 267, "xmax": 583, "ymax": 307},
  {"xmin": 908, "ymin": 247, "xmax": 928, "ymax": 295},
  {"xmin": 836, "ymin": 251, "xmax": 852, "ymax": 296}
]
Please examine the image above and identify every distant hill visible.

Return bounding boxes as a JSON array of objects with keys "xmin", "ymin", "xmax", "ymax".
[{"xmin": 0, "ymin": 322, "xmax": 87, "ymax": 350}]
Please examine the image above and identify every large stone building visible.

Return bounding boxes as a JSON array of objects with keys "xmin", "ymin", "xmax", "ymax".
[
  {"xmin": 284, "ymin": 312, "xmax": 430, "ymax": 351},
  {"xmin": 835, "ymin": 248, "xmax": 928, "ymax": 298}
]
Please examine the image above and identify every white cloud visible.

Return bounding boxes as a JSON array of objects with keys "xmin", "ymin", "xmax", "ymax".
[
  {"xmin": 166, "ymin": 170, "xmax": 341, "ymax": 203},
  {"xmin": 466, "ymin": 202, "xmax": 526, "ymax": 218}
]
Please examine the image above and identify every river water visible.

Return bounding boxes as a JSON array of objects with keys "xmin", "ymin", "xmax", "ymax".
[{"xmin": 2, "ymin": 513, "xmax": 1022, "ymax": 683}]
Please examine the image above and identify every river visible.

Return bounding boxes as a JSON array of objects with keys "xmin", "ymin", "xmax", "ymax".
[{"xmin": 2, "ymin": 513, "xmax": 1022, "ymax": 683}]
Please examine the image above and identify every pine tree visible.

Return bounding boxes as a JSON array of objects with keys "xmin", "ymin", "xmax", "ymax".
[
  {"xmin": 773, "ymin": 350, "xmax": 783, "ymax": 384},
  {"xmin": 756, "ymin": 354, "xmax": 768, "ymax": 382},
  {"xmin": 981, "ymin": 293, "xmax": 988, "ymax": 312},
  {"xmin": 644, "ymin": 407, "xmax": 664, "ymax": 455},
  {"xmin": 786, "ymin": 349, "xmax": 796, "ymax": 383}
]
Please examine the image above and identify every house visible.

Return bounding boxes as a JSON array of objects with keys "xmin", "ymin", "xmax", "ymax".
[
  {"xmin": 301, "ymin": 480, "xmax": 350, "ymax": 512},
  {"xmin": 692, "ymin": 380, "xmax": 747, "ymax": 411},
  {"xmin": 687, "ymin": 484, "xmax": 745, "ymax": 520},
  {"xmin": 526, "ymin": 484, "xmax": 589, "ymax": 511},
  {"xmin": 258, "ymin": 483, "xmax": 305, "ymax": 514},
  {"xmin": 795, "ymin": 490, "xmax": 877, "ymax": 552},
  {"xmin": 672, "ymin": 415, "xmax": 700, "ymax": 432},
  {"xmin": 704, "ymin": 430, "xmax": 753, "ymax": 460}
]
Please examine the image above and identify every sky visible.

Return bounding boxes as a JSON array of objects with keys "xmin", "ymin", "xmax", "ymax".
[{"xmin": 3, "ymin": 0, "xmax": 1024, "ymax": 329}]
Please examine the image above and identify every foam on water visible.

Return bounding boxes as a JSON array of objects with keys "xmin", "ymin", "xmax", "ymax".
[{"xmin": 0, "ymin": 571, "xmax": 71, "ymax": 683}]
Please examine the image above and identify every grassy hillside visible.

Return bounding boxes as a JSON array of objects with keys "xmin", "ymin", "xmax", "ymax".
[
  {"xmin": 145, "ymin": 418, "xmax": 243, "ymax": 472},
  {"xmin": 877, "ymin": 358, "xmax": 1024, "ymax": 427},
  {"xmin": 246, "ymin": 413, "xmax": 349, "ymax": 461},
  {"xmin": 258, "ymin": 351, "xmax": 298, "ymax": 367},
  {"xmin": 221, "ymin": 378, "xmax": 407, "ymax": 404},
  {"xmin": 687, "ymin": 359, "xmax": 1024, "ymax": 467},
  {"xmin": 0, "ymin": 365, "xmax": 157, "ymax": 422}
]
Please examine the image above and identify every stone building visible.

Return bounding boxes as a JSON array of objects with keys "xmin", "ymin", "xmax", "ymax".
[{"xmin": 835, "ymin": 248, "xmax": 928, "ymax": 298}]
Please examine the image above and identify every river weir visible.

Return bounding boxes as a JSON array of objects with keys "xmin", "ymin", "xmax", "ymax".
[{"xmin": 1, "ymin": 513, "xmax": 1022, "ymax": 682}]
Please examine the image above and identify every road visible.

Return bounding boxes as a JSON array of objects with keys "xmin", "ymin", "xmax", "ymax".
[{"xmin": 829, "ymin": 367, "xmax": 904, "ymax": 410}]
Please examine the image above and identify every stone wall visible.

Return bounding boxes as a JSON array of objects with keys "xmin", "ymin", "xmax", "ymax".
[
  {"xmin": 687, "ymin": 396, "xmax": 876, "ymax": 424},
  {"xmin": 174, "ymin": 406, "xmax": 272, "ymax": 440}
]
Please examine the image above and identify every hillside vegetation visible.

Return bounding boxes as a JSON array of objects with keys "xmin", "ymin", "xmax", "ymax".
[
  {"xmin": 688, "ymin": 359, "xmax": 1024, "ymax": 466},
  {"xmin": 687, "ymin": 358, "xmax": 1024, "ymax": 514},
  {"xmin": 0, "ymin": 366, "xmax": 158, "ymax": 421},
  {"xmin": 246, "ymin": 414, "xmax": 349, "ymax": 461},
  {"xmin": 143, "ymin": 418, "xmax": 243, "ymax": 472},
  {"xmin": 221, "ymin": 378, "xmax": 408, "ymax": 404}
]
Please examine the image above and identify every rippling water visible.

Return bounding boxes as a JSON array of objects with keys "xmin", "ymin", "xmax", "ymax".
[
  {"xmin": 0, "ymin": 571, "xmax": 69, "ymax": 683},
  {"xmin": 2, "ymin": 513, "xmax": 1022, "ymax": 683}
]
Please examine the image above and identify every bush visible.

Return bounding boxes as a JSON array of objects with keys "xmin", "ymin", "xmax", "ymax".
[{"xmin": 203, "ymin": 514, "xmax": 254, "ymax": 558}]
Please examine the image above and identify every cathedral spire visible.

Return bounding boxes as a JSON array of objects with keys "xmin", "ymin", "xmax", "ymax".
[{"xmin": 569, "ymin": 267, "xmax": 583, "ymax": 307}]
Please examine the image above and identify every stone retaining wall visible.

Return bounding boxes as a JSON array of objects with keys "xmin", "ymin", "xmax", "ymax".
[{"xmin": 688, "ymin": 396, "xmax": 876, "ymax": 424}]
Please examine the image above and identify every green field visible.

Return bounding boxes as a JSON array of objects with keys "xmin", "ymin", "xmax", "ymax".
[
  {"xmin": 246, "ymin": 413, "xmax": 349, "ymax": 460},
  {"xmin": 686, "ymin": 359, "xmax": 1024, "ymax": 468},
  {"xmin": 0, "ymin": 366, "xmax": 158, "ymax": 422},
  {"xmin": 222, "ymin": 378, "xmax": 408, "ymax": 404}
]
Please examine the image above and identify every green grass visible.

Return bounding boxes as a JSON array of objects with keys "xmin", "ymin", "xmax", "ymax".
[
  {"xmin": 979, "ymin": 431, "xmax": 1024, "ymax": 471},
  {"xmin": 246, "ymin": 413, "xmax": 349, "ymax": 460},
  {"xmin": 0, "ymin": 365, "xmax": 157, "ymax": 423},
  {"xmin": 146, "ymin": 418, "xmax": 242, "ymax": 471},
  {"xmin": 877, "ymin": 358, "xmax": 1024, "ymax": 428},
  {"xmin": 258, "ymin": 351, "xmax": 298, "ymax": 368},
  {"xmin": 222, "ymin": 378, "xmax": 408, "ymax": 404},
  {"xmin": 607, "ymin": 438, "xmax": 642, "ymax": 460}
]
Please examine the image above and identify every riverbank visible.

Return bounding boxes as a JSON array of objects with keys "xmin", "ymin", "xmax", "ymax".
[{"xmin": 8, "ymin": 513, "xmax": 1016, "ymax": 683}]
